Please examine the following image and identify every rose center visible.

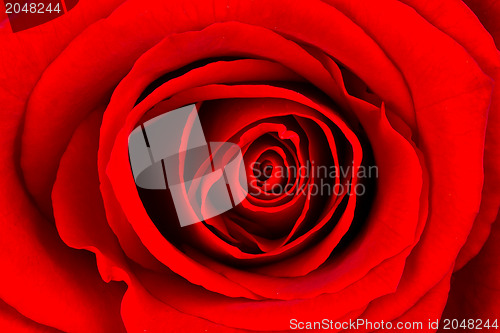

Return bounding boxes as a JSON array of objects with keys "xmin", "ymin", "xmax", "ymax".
[{"xmin": 254, "ymin": 160, "xmax": 274, "ymax": 183}]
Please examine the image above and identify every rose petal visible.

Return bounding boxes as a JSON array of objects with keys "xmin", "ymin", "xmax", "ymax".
[
  {"xmin": 52, "ymin": 109, "xmax": 166, "ymax": 278},
  {"xmin": 14, "ymin": 0, "xmax": 129, "ymax": 215},
  {"xmin": 441, "ymin": 214, "xmax": 500, "ymax": 321},
  {"xmin": 0, "ymin": 181, "xmax": 127, "ymax": 332},
  {"xmin": 400, "ymin": 0, "xmax": 500, "ymax": 273},
  {"xmin": 463, "ymin": 0, "xmax": 500, "ymax": 49},
  {"xmin": 0, "ymin": 299, "xmax": 60, "ymax": 333}
]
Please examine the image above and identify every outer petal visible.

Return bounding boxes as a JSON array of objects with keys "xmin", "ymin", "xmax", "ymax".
[
  {"xmin": 0, "ymin": 177, "xmax": 127, "ymax": 332},
  {"xmin": 323, "ymin": 0, "xmax": 492, "ymax": 321},
  {"xmin": 441, "ymin": 214, "xmax": 500, "ymax": 322},
  {"xmin": 0, "ymin": 299, "xmax": 60, "ymax": 333},
  {"xmin": 463, "ymin": 0, "xmax": 500, "ymax": 49},
  {"xmin": 0, "ymin": 1, "xmax": 129, "ymax": 331},
  {"xmin": 52, "ymin": 109, "xmax": 141, "ymax": 281},
  {"xmin": 52, "ymin": 108, "xmax": 165, "ymax": 273},
  {"xmin": 400, "ymin": 0, "xmax": 500, "ymax": 272}
]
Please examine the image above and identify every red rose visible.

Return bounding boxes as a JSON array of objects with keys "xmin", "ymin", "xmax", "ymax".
[{"xmin": 0, "ymin": 0, "xmax": 499, "ymax": 332}]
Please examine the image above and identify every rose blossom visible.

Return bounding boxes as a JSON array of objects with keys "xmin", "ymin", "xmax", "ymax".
[{"xmin": 0, "ymin": 0, "xmax": 499, "ymax": 331}]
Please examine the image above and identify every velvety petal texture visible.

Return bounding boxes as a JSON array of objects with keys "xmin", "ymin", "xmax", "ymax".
[{"xmin": 0, "ymin": 0, "xmax": 499, "ymax": 331}]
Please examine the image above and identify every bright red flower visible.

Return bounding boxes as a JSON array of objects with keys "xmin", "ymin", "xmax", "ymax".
[{"xmin": 0, "ymin": 0, "xmax": 499, "ymax": 331}]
